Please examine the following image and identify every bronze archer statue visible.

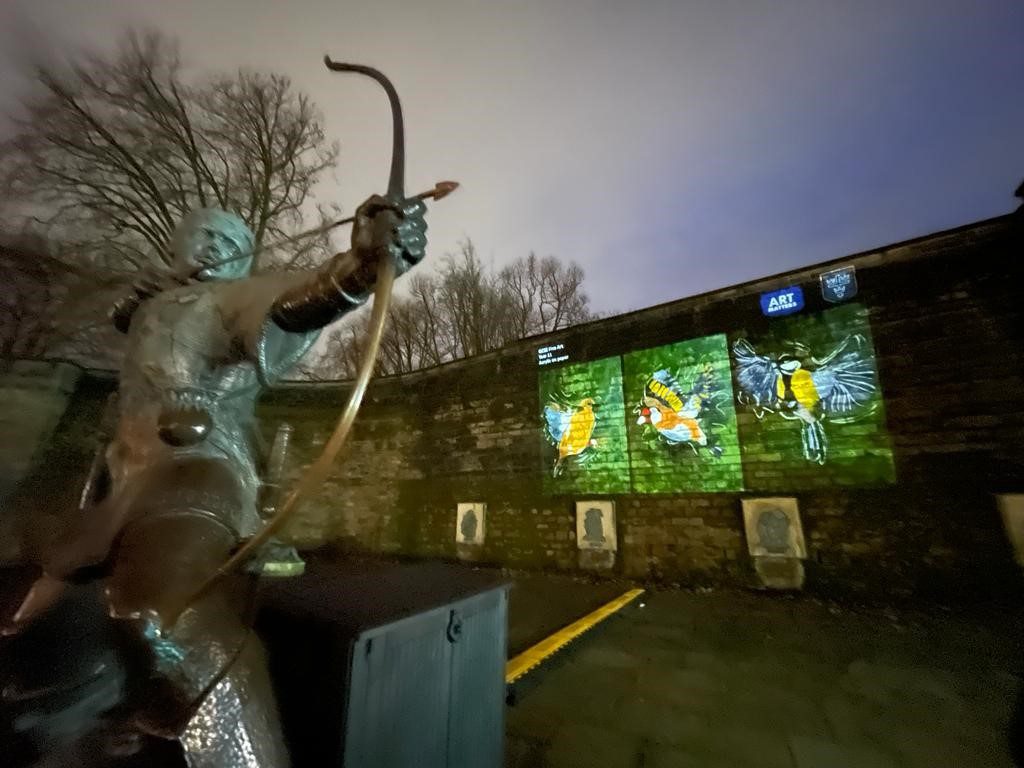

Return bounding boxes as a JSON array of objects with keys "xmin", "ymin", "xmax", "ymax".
[{"xmin": 0, "ymin": 59, "xmax": 440, "ymax": 768}]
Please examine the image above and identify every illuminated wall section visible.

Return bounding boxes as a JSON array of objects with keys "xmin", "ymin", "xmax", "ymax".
[
  {"xmin": 539, "ymin": 356, "xmax": 631, "ymax": 495},
  {"xmin": 622, "ymin": 334, "xmax": 744, "ymax": 493},
  {"xmin": 731, "ymin": 303, "xmax": 895, "ymax": 490}
]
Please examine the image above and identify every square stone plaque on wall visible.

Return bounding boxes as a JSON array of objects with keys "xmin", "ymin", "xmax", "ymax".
[
  {"xmin": 575, "ymin": 500, "xmax": 616, "ymax": 552},
  {"xmin": 741, "ymin": 497, "xmax": 806, "ymax": 559},
  {"xmin": 742, "ymin": 498, "xmax": 806, "ymax": 590},
  {"xmin": 455, "ymin": 502, "xmax": 486, "ymax": 546}
]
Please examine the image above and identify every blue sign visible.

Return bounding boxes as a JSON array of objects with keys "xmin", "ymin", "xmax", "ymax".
[
  {"xmin": 760, "ymin": 285, "xmax": 804, "ymax": 317},
  {"xmin": 820, "ymin": 266, "xmax": 857, "ymax": 303}
]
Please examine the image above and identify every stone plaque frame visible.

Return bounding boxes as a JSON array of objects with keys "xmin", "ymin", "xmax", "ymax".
[
  {"xmin": 455, "ymin": 502, "xmax": 486, "ymax": 545},
  {"xmin": 575, "ymin": 500, "xmax": 617, "ymax": 552},
  {"xmin": 741, "ymin": 497, "xmax": 806, "ymax": 559}
]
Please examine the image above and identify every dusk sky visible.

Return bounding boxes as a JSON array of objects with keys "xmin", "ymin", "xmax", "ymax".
[{"xmin": 1, "ymin": 0, "xmax": 1022, "ymax": 315}]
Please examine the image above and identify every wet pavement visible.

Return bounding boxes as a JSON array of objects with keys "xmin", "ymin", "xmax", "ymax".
[
  {"xmin": 2, "ymin": 560, "xmax": 1021, "ymax": 766},
  {"xmin": 505, "ymin": 587, "xmax": 1022, "ymax": 768},
  {"xmin": 505, "ymin": 571, "xmax": 628, "ymax": 656}
]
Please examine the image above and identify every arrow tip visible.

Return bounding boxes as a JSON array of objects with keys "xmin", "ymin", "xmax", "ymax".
[{"xmin": 433, "ymin": 180, "xmax": 460, "ymax": 201}]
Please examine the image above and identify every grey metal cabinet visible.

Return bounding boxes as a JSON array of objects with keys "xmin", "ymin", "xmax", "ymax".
[
  {"xmin": 447, "ymin": 591, "xmax": 507, "ymax": 767},
  {"xmin": 258, "ymin": 561, "xmax": 508, "ymax": 768}
]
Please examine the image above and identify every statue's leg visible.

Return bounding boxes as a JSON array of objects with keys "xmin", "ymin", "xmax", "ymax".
[
  {"xmin": 179, "ymin": 634, "xmax": 290, "ymax": 768},
  {"xmin": 102, "ymin": 457, "xmax": 291, "ymax": 766}
]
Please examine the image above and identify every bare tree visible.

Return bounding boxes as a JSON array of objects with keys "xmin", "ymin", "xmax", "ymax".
[
  {"xmin": 406, "ymin": 273, "xmax": 451, "ymax": 368},
  {"xmin": 499, "ymin": 252, "xmax": 590, "ymax": 337},
  {"xmin": 294, "ymin": 318, "xmax": 362, "ymax": 382},
  {"xmin": 298, "ymin": 239, "xmax": 593, "ymax": 380},
  {"xmin": 298, "ymin": 293, "xmax": 440, "ymax": 380},
  {"xmin": 0, "ymin": 236, "xmax": 66, "ymax": 365},
  {"xmin": 0, "ymin": 233, "xmax": 128, "ymax": 368},
  {"xmin": 0, "ymin": 30, "xmax": 339, "ymax": 366},
  {"xmin": 435, "ymin": 240, "xmax": 513, "ymax": 357}
]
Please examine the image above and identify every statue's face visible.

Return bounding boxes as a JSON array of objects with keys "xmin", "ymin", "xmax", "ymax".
[{"xmin": 171, "ymin": 208, "xmax": 255, "ymax": 281}]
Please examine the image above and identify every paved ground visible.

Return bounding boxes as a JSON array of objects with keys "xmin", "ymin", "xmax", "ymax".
[
  {"xmin": 505, "ymin": 588, "xmax": 1023, "ymax": 768},
  {"xmin": 3, "ymin": 560, "xmax": 1021, "ymax": 766},
  {"xmin": 506, "ymin": 571, "xmax": 628, "ymax": 655}
]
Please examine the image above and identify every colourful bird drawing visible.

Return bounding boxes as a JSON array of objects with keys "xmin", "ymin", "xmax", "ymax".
[
  {"xmin": 732, "ymin": 334, "xmax": 878, "ymax": 465},
  {"xmin": 543, "ymin": 397, "xmax": 598, "ymax": 476},
  {"xmin": 634, "ymin": 365, "xmax": 724, "ymax": 457}
]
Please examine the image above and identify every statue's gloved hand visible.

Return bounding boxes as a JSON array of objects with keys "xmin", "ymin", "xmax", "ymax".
[
  {"xmin": 349, "ymin": 194, "xmax": 428, "ymax": 288},
  {"xmin": 270, "ymin": 195, "xmax": 427, "ymax": 334}
]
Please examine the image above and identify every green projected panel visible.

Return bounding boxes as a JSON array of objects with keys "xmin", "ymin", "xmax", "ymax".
[
  {"xmin": 623, "ymin": 334, "xmax": 743, "ymax": 493},
  {"xmin": 540, "ymin": 356, "xmax": 630, "ymax": 494},
  {"xmin": 731, "ymin": 303, "xmax": 894, "ymax": 490}
]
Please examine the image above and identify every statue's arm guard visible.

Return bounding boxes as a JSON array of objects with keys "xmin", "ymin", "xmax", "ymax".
[{"xmin": 268, "ymin": 250, "xmax": 374, "ymax": 333}]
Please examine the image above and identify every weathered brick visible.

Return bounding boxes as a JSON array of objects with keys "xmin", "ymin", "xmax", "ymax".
[{"xmin": 5, "ymin": 217, "xmax": 1024, "ymax": 602}]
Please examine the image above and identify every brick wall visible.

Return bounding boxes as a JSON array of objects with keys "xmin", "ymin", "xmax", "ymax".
[
  {"xmin": 6, "ymin": 214, "xmax": 1023, "ymax": 601},
  {"xmin": 0, "ymin": 361, "xmax": 82, "ymax": 502},
  {"xmin": 0, "ymin": 369, "xmax": 111, "ymax": 563},
  {"xmin": 0, "ymin": 361, "xmax": 85, "ymax": 562},
  {"xmin": 269, "ymin": 213, "xmax": 1024, "ymax": 601}
]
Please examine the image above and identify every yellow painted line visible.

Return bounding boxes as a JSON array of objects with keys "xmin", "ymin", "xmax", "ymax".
[{"xmin": 505, "ymin": 588, "xmax": 645, "ymax": 684}]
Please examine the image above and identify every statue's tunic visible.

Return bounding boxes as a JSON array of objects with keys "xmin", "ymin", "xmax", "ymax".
[{"xmin": 106, "ymin": 271, "xmax": 319, "ymax": 542}]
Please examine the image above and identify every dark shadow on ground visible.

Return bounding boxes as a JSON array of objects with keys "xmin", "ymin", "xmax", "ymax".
[
  {"xmin": 506, "ymin": 585, "xmax": 1024, "ymax": 768},
  {"xmin": 505, "ymin": 571, "xmax": 630, "ymax": 656}
]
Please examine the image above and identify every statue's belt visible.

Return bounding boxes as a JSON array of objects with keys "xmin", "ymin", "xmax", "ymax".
[{"xmin": 157, "ymin": 403, "xmax": 214, "ymax": 447}]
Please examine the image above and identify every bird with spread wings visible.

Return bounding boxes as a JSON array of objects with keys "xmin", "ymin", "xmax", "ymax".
[{"xmin": 731, "ymin": 334, "xmax": 879, "ymax": 464}]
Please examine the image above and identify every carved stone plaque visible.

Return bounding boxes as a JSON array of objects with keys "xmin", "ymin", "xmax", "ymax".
[
  {"xmin": 575, "ymin": 500, "xmax": 616, "ymax": 552},
  {"xmin": 741, "ymin": 498, "xmax": 806, "ymax": 559},
  {"xmin": 455, "ymin": 502, "xmax": 486, "ymax": 545}
]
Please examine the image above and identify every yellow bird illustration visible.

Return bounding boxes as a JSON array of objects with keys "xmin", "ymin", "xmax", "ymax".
[{"xmin": 544, "ymin": 397, "xmax": 597, "ymax": 476}]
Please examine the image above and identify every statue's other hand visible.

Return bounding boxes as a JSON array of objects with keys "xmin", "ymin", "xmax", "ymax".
[
  {"xmin": 110, "ymin": 275, "xmax": 167, "ymax": 333},
  {"xmin": 351, "ymin": 194, "xmax": 428, "ymax": 281}
]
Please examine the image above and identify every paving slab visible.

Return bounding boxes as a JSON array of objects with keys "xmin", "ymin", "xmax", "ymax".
[
  {"xmin": 506, "ymin": 586, "xmax": 1022, "ymax": 768},
  {"xmin": 545, "ymin": 722, "xmax": 643, "ymax": 768},
  {"xmin": 506, "ymin": 571, "xmax": 629, "ymax": 655},
  {"xmin": 790, "ymin": 736, "xmax": 900, "ymax": 768}
]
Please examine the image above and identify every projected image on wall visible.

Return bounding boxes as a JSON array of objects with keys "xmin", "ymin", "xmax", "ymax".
[
  {"xmin": 622, "ymin": 334, "xmax": 743, "ymax": 493},
  {"xmin": 731, "ymin": 303, "xmax": 894, "ymax": 488},
  {"xmin": 539, "ymin": 356, "xmax": 630, "ymax": 494}
]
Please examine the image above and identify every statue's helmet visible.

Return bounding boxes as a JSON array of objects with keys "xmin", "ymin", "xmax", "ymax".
[{"xmin": 171, "ymin": 208, "xmax": 255, "ymax": 281}]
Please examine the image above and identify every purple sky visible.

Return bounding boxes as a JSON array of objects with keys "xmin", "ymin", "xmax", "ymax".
[{"xmin": 2, "ymin": 0, "xmax": 1022, "ymax": 315}]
